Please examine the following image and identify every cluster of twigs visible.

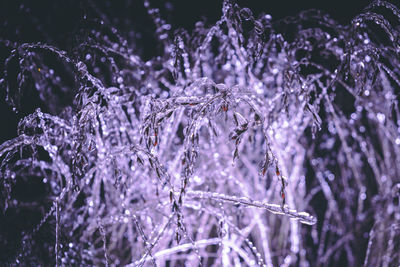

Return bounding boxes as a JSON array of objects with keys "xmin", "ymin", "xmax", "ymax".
[{"xmin": 1, "ymin": 0, "xmax": 400, "ymax": 266}]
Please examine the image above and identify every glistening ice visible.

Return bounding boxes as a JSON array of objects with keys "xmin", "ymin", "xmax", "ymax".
[{"xmin": 0, "ymin": 0, "xmax": 400, "ymax": 266}]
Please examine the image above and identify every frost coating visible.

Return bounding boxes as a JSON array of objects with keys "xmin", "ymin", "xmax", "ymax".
[{"xmin": 1, "ymin": 0, "xmax": 400, "ymax": 266}]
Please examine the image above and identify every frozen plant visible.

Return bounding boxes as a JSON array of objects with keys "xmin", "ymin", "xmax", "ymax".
[{"xmin": 0, "ymin": 0, "xmax": 400, "ymax": 266}]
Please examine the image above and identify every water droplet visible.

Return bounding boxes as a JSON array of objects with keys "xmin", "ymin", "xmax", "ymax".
[{"xmin": 377, "ymin": 113, "xmax": 385, "ymax": 123}]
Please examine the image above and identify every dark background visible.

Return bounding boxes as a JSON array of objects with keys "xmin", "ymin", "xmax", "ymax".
[{"xmin": 0, "ymin": 0, "xmax": 368, "ymax": 144}]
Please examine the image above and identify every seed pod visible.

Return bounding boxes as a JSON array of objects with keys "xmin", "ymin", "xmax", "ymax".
[
  {"xmin": 233, "ymin": 147, "xmax": 239, "ymax": 162},
  {"xmin": 176, "ymin": 232, "xmax": 181, "ymax": 244},
  {"xmin": 262, "ymin": 167, "xmax": 267, "ymax": 176},
  {"xmin": 148, "ymin": 158, "xmax": 154, "ymax": 168},
  {"xmin": 183, "ymin": 178, "xmax": 188, "ymax": 189}
]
